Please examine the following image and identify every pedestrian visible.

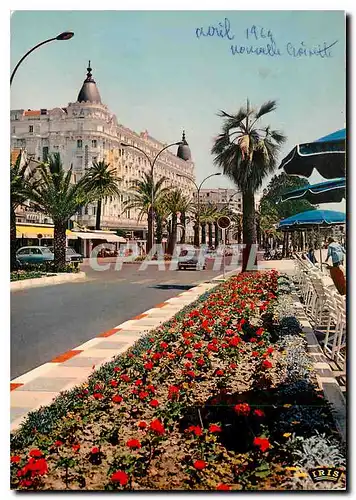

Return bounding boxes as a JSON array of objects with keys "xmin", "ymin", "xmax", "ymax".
[
  {"xmin": 307, "ymin": 247, "xmax": 317, "ymax": 265},
  {"xmin": 324, "ymin": 237, "xmax": 346, "ymax": 295}
]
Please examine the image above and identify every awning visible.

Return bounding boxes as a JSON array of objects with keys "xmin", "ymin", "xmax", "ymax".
[
  {"xmin": 103, "ymin": 234, "xmax": 126, "ymax": 243},
  {"xmin": 16, "ymin": 225, "xmax": 76, "ymax": 239},
  {"xmin": 74, "ymin": 232, "xmax": 101, "ymax": 240},
  {"xmin": 280, "ymin": 178, "xmax": 345, "ymax": 204}
]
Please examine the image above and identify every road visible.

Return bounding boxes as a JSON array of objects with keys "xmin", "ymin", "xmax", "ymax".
[{"xmin": 11, "ymin": 261, "xmax": 236, "ymax": 379}]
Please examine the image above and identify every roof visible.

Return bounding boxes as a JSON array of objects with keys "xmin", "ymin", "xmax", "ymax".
[
  {"xmin": 23, "ymin": 110, "xmax": 41, "ymax": 117},
  {"xmin": 77, "ymin": 61, "xmax": 102, "ymax": 104}
]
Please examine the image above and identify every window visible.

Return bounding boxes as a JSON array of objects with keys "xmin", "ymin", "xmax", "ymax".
[
  {"xmin": 92, "ymin": 140, "xmax": 97, "ymax": 148},
  {"xmin": 77, "ymin": 139, "xmax": 83, "ymax": 148},
  {"xmin": 42, "ymin": 146, "xmax": 49, "ymax": 162},
  {"xmin": 12, "ymin": 126, "xmax": 15, "ymax": 134},
  {"xmin": 17, "ymin": 248, "xmax": 30, "ymax": 255},
  {"xmin": 30, "ymin": 248, "xmax": 41, "ymax": 255},
  {"xmin": 29, "ymin": 125, "xmax": 33, "ymax": 133}
]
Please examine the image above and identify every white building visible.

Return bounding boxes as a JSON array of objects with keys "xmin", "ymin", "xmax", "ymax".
[
  {"xmin": 11, "ymin": 62, "xmax": 195, "ymax": 240},
  {"xmin": 196, "ymin": 188, "xmax": 243, "ymax": 213}
]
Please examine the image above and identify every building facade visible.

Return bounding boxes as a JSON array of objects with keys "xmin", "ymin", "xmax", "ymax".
[
  {"xmin": 195, "ymin": 188, "xmax": 261, "ymax": 213},
  {"xmin": 11, "ymin": 62, "xmax": 195, "ymax": 239}
]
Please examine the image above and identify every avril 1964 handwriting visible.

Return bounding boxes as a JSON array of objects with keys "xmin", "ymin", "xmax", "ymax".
[{"xmin": 195, "ymin": 18, "xmax": 338, "ymax": 58}]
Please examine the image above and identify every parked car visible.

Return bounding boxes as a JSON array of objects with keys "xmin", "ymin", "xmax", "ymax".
[
  {"xmin": 16, "ymin": 246, "xmax": 54, "ymax": 264},
  {"xmin": 177, "ymin": 249, "xmax": 206, "ymax": 270},
  {"xmin": 49, "ymin": 247, "xmax": 83, "ymax": 264}
]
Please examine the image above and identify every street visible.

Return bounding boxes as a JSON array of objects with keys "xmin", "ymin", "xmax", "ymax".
[{"xmin": 11, "ymin": 262, "xmax": 234, "ymax": 379}]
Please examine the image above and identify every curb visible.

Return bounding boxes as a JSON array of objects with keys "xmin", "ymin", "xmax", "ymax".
[
  {"xmin": 10, "ymin": 272, "xmax": 87, "ymax": 291},
  {"xmin": 290, "ymin": 289, "xmax": 346, "ymax": 443},
  {"xmin": 10, "ymin": 267, "xmax": 240, "ymax": 432}
]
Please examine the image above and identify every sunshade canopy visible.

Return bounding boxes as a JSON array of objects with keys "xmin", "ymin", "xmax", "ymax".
[
  {"xmin": 277, "ymin": 209, "xmax": 346, "ymax": 229},
  {"xmin": 279, "ymin": 128, "xmax": 346, "ymax": 179},
  {"xmin": 281, "ymin": 178, "xmax": 346, "ymax": 204}
]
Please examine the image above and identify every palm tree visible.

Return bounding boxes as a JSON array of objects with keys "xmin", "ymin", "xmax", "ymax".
[
  {"xmin": 28, "ymin": 153, "xmax": 90, "ymax": 270},
  {"xmin": 10, "ymin": 151, "xmax": 37, "ymax": 270},
  {"xmin": 82, "ymin": 160, "xmax": 121, "ymax": 230},
  {"xmin": 124, "ymin": 172, "xmax": 169, "ymax": 253},
  {"xmin": 164, "ymin": 189, "xmax": 192, "ymax": 255},
  {"xmin": 198, "ymin": 203, "xmax": 219, "ymax": 247},
  {"xmin": 212, "ymin": 100, "xmax": 286, "ymax": 271}
]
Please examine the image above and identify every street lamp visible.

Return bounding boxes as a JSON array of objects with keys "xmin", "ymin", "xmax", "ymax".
[
  {"xmin": 121, "ymin": 141, "xmax": 182, "ymax": 252},
  {"xmin": 177, "ymin": 172, "xmax": 222, "ymax": 247},
  {"xmin": 10, "ymin": 32, "xmax": 74, "ymax": 85}
]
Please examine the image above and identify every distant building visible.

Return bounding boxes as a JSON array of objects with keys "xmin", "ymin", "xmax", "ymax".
[
  {"xmin": 195, "ymin": 188, "xmax": 243, "ymax": 213},
  {"xmin": 11, "ymin": 61, "xmax": 195, "ymax": 240}
]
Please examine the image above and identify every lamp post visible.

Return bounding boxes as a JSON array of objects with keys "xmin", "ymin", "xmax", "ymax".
[
  {"xmin": 10, "ymin": 32, "xmax": 74, "ymax": 85},
  {"xmin": 121, "ymin": 141, "xmax": 182, "ymax": 252},
  {"xmin": 177, "ymin": 172, "xmax": 222, "ymax": 247}
]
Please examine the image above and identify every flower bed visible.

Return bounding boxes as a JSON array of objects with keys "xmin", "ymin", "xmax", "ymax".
[{"xmin": 10, "ymin": 271, "xmax": 345, "ymax": 491}]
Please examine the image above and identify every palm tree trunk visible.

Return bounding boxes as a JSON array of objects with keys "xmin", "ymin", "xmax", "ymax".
[
  {"xmin": 242, "ymin": 188, "xmax": 257, "ymax": 272},
  {"xmin": 214, "ymin": 221, "xmax": 219, "ymax": 248},
  {"xmin": 201, "ymin": 223, "xmax": 206, "ymax": 245},
  {"xmin": 54, "ymin": 222, "xmax": 67, "ymax": 271},
  {"xmin": 194, "ymin": 223, "xmax": 199, "ymax": 247},
  {"xmin": 156, "ymin": 214, "xmax": 163, "ymax": 244},
  {"xmin": 180, "ymin": 212, "xmax": 186, "ymax": 244},
  {"xmin": 147, "ymin": 208, "xmax": 153, "ymax": 254},
  {"xmin": 10, "ymin": 205, "xmax": 17, "ymax": 270},
  {"xmin": 168, "ymin": 214, "xmax": 177, "ymax": 255},
  {"xmin": 95, "ymin": 199, "xmax": 102, "ymax": 230},
  {"xmin": 208, "ymin": 223, "xmax": 213, "ymax": 247}
]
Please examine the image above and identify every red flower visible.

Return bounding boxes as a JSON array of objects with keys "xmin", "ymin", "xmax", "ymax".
[
  {"xmin": 54, "ymin": 440, "xmax": 63, "ymax": 447},
  {"xmin": 120, "ymin": 374, "xmax": 130, "ymax": 382},
  {"xmin": 184, "ymin": 339, "xmax": 191, "ymax": 346},
  {"xmin": 188, "ymin": 425, "xmax": 203, "ymax": 436},
  {"xmin": 29, "ymin": 449, "xmax": 43, "ymax": 458},
  {"xmin": 160, "ymin": 341, "xmax": 168, "ymax": 349},
  {"xmin": 197, "ymin": 358, "xmax": 205, "ymax": 366},
  {"xmin": 229, "ymin": 336, "xmax": 241, "ymax": 347},
  {"xmin": 93, "ymin": 393, "xmax": 103, "ymax": 400},
  {"xmin": 193, "ymin": 460, "xmax": 207, "ymax": 470},
  {"xmin": 135, "ymin": 379, "xmax": 143, "ymax": 386},
  {"xmin": 149, "ymin": 399, "xmax": 159, "ymax": 408},
  {"xmin": 91, "ymin": 447, "xmax": 100, "ymax": 454},
  {"xmin": 267, "ymin": 347, "xmax": 274, "ymax": 354},
  {"xmin": 112, "ymin": 395, "xmax": 123, "ymax": 403},
  {"xmin": 126, "ymin": 439, "xmax": 141, "ymax": 449},
  {"xmin": 144, "ymin": 361, "xmax": 153, "ymax": 370},
  {"xmin": 217, "ymin": 484, "xmax": 231, "ymax": 490},
  {"xmin": 113, "ymin": 367, "xmax": 120, "ymax": 372},
  {"xmin": 139, "ymin": 391, "xmax": 149, "ymax": 400},
  {"xmin": 26, "ymin": 457, "xmax": 48, "ymax": 476},
  {"xmin": 253, "ymin": 436, "xmax": 270, "ymax": 452},
  {"xmin": 186, "ymin": 370, "xmax": 196, "ymax": 378},
  {"xmin": 262, "ymin": 360, "xmax": 273, "ymax": 369},
  {"xmin": 110, "ymin": 380, "xmax": 118, "ymax": 387},
  {"xmin": 19, "ymin": 479, "xmax": 33, "ymax": 487},
  {"xmin": 111, "ymin": 470, "xmax": 129, "ymax": 486},
  {"xmin": 147, "ymin": 384, "xmax": 155, "ymax": 393},
  {"xmin": 138, "ymin": 421, "xmax": 147, "ymax": 429},
  {"xmin": 11, "ymin": 455, "xmax": 21, "ymax": 464},
  {"xmin": 168, "ymin": 385, "xmax": 179, "ymax": 395},
  {"xmin": 256, "ymin": 328, "xmax": 264, "ymax": 336},
  {"xmin": 194, "ymin": 342, "xmax": 203, "ymax": 349},
  {"xmin": 234, "ymin": 403, "xmax": 250, "ymax": 416},
  {"xmin": 225, "ymin": 329, "xmax": 234, "ymax": 336},
  {"xmin": 230, "ymin": 363, "xmax": 237, "ymax": 369},
  {"xmin": 250, "ymin": 337, "xmax": 257, "ymax": 343},
  {"xmin": 72, "ymin": 444, "xmax": 80, "ymax": 452},
  {"xmin": 149, "ymin": 418, "xmax": 165, "ymax": 435},
  {"xmin": 185, "ymin": 352, "xmax": 193, "ymax": 359},
  {"xmin": 215, "ymin": 369, "xmax": 224, "ymax": 377},
  {"xmin": 254, "ymin": 409, "xmax": 265, "ymax": 417},
  {"xmin": 209, "ymin": 424, "xmax": 222, "ymax": 433},
  {"xmin": 240, "ymin": 318, "xmax": 246, "ymax": 326},
  {"xmin": 152, "ymin": 352, "xmax": 162, "ymax": 361}
]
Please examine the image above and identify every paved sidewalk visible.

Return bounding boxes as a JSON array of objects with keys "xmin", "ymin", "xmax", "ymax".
[{"xmin": 10, "ymin": 268, "xmax": 238, "ymax": 432}]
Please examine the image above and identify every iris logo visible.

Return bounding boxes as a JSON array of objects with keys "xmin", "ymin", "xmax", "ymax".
[{"xmin": 308, "ymin": 467, "xmax": 343, "ymax": 483}]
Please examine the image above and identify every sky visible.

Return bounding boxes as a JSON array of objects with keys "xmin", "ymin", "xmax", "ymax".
[{"xmin": 10, "ymin": 10, "xmax": 346, "ymax": 211}]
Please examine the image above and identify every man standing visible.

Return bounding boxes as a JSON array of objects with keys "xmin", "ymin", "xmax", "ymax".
[{"xmin": 324, "ymin": 237, "xmax": 346, "ymax": 295}]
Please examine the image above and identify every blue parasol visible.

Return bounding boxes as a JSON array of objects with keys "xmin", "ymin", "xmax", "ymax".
[
  {"xmin": 277, "ymin": 209, "xmax": 346, "ymax": 229},
  {"xmin": 280, "ymin": 178, "xmax": 346, "ymax": 204},
  {"xmin": 279, "ymin": 128, "xmax": 346, "ymax": 179}
]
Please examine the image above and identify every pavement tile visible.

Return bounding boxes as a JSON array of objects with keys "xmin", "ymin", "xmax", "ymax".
[
  {"xmin": 61, "ymin": 356, "xmax": 107, "ymax": 367},
  {"xmin": 93, "ymin": 341, "xmax": 129, "ymax": 350},
  {"xmin": 11, "ymin": 407, "xmax": 33, "ymax": 423},
  {"xmin": 51, "ymin": 350, "xmax": 82, "ymax": 363},
  {"xmin": 11, "ymin": 390, "xmax": 58, "ymax": 408},
  {"xmin": 11, "ymin": 362, "xmax": 60, "ymax": 385},
  {"xmin": 76, "ymin": 348, "xmax": 123, "ymax": 359},
  {"xmin": 97, "ymin": 328, "xmax": 121, "ymax": 338},
  {"xmin": 135, "ymin": 318, "xmax": 165, "ymax": 326},
  {"xmin": 16, "ymin": 377, "xmax": 77, "ymax": 393},
  {"xmin": 42, "ymin": 365, "xmax": 94, "ymax": 379},
  {"xmin": 11, "ymin": 383, "xmax": 23, "ymax": 391}
]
